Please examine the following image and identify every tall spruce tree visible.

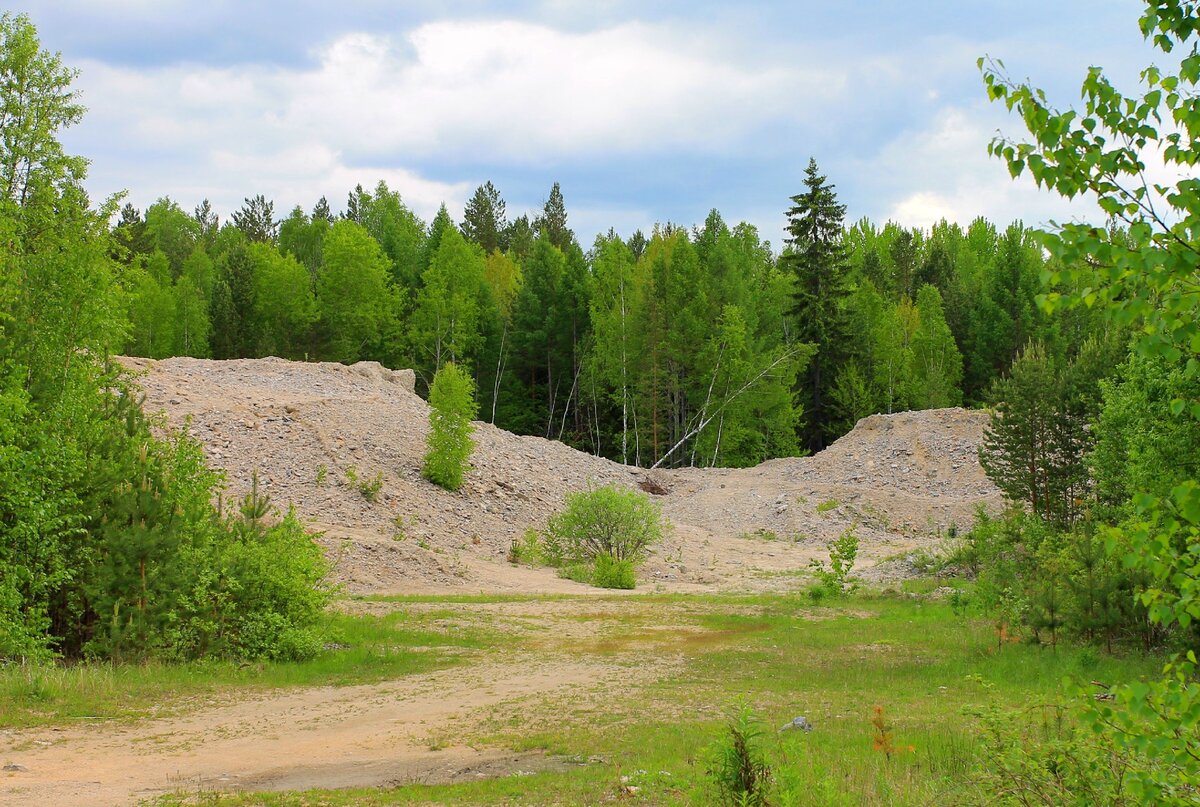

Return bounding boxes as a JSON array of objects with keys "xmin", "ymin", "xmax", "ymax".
[
  {"xmin": 192, "ymin": 198, "xmax": 218, "ymax": 250},
  {"xmin": 461, "ymin": 181, "xmax": 508, "ymax": 254},
  {"xmin": 505, "ymin": 214, "xmax": 535, "ymax": 263},
  {"xmin": 533, "ymin": 182, "xmax": 573, "ymax": 250},
  {"xmin": 312, "ymin": 195, "xmax": 334, "ymax": 223},
  {"xmin": 231, "ymin": 194, "xmax": 277, "ymax": 243},
  {"xmin": 781, "ymin": 158, "xmax": 850, "ymax": 451}
]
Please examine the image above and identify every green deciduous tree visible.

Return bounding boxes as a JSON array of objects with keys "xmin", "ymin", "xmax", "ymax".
[
  {"xmin": 316, "ymin": 220, "xmax": 394, "ymax": 363},
  {"xmin": 249, "ymin": 243, "xmax": 316, "ymax": 359},
  {"xmin": 0, "ymin": 13, "xmax": 85, "ymax": 209},
  {"xmin": 410, "ymin": 226, "xmax": 489, "ymax": 376},
  {"xmin": 908, "ymin": 284, "xmax": 964, "ymax": 409},
  {"xmin": 422, "ymin": 361, "xmax": 478, "ymax": 491},
  {"xmin": 0, "ymin": 14, "xmax": 329, "ymax": 662},
  {"xmin": 144, "ymin": 197, "xmax": 200, "ymax": 277},
  {"xmin": 358, "ymin": 180, "xmax": 426, "ymax": 292},
  {"xmin": 983, "ymin": 3, "xmax": 1200, "ymax": 796}
]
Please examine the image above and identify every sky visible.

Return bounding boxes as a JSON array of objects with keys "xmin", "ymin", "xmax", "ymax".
[{"xmin": 20, "ymin": 1, "xmax": 1153, "ymax": 249}]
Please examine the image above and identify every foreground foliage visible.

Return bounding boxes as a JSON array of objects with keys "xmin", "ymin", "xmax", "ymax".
[
  {"xmin": 0, "ymin": 13, "xmax": 329, "ymax": 662},
  {"xmin": 136, "ymin": 593, "xmax": 1159, "ymax": 807},
  {"xmin": 977, "ymin": 0, "xmax": 1200, "ymax": 800}
]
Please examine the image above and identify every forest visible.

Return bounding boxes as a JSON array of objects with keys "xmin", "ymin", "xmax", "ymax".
[
  {"xmin": 113, "ymin": 163, "xmax": 1102, "ymax": 466},
  {"xmin": 3, "ymin": 1, "xmax": 1200, "ymax": 803}
]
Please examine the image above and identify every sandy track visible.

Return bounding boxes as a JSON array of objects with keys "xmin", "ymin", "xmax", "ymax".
[
  {"xmin": 0, "ymin": 650, "xmax": 663, "ymax": 806},
  {"xmin": 1, "ymin": 597, "xmax": 714, "ymax": 806}
]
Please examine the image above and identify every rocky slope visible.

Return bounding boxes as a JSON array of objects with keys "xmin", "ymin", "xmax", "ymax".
[{"xmin": 121, "ymin": 356, "xmax": 1003, "ymax": 594}]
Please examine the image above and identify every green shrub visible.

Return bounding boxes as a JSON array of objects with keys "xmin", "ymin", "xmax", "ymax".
[
  {"xmin": 808, "ymin": 527, "xmax": 859, "ymax": 595},
  {"xmin": 421, "ymin": 362, "xmax": 479, "ymax": 492},
  {"xmin": 544, "ymin": 484, "xmax": 666, "ymax": 566},
  {"xmin": 556, "ymin": 563, "xmax": 593, "ymax": 585},
  {"xmin": 592, "ymin": 554, "xmax": 636, "ymax": 589}
]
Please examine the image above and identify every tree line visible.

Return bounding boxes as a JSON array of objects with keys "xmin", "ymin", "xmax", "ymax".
[{"xmin": 114, "ymin": 163, "xmax": 1106, "ymax": 466}]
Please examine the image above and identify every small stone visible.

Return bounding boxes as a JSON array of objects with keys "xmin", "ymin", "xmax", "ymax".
[
  {"xmin": 2, "ymin": 764, "xmax": 26, "ymax": 772},
  {"xmin": 780, "ymin": 716, "xmax": 813, "ymax": 733}
]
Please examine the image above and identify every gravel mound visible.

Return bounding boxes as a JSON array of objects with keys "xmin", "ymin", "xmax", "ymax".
[{"xmin": 121, "ymin": 356, "xmax": 1003, "ymax": 594}]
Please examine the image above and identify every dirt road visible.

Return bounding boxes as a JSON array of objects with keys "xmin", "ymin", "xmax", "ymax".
[{"xmin": 0, "ymin": 599, "xmax": 690, "ymax": 806}]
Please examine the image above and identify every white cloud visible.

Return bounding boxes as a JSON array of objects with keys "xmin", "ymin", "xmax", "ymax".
[
  {"xmin": 66, "ymin": 18, "xmax": 829, "ymax": 221},
  {"xmin": 873, "ymin": 106, "xmax": 1093, "ymax": 229}
]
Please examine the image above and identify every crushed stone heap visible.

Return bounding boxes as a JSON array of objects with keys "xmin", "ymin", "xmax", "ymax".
[{"xmin": 121, "ymin": 356, "xmax": 1003, "ymax": 594}]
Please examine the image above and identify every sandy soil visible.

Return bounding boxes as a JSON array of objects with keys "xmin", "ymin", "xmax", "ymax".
[{"xmin": 0, "ymin": 599, "xmax": 696, "ymax": 806}]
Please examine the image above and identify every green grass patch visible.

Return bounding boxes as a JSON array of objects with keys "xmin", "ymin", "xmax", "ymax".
[
  {"xmin": 165, "ymin": 593, "xmax": 1162, "ymax": 806},
  {"xmin": 0, "ymin": 607, "xmax": 501, "ymax": 729}
]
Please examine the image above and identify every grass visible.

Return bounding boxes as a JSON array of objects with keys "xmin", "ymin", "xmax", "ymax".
[
  {"xmin": 0, "ymin": 609, "xmax": 501, "ymax": 730},
  {"xmin": 138, "ymin": 591, "xmax": 1160, "ymax": 806},
  {"xmin": 816, "ymin": 498, "xmax": 840, "ymax": 514}
]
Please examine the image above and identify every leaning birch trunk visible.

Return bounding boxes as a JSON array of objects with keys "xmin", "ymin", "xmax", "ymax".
[{"xmin": 650, "ymin": 347, "xmax": 799, "ymax": 470}]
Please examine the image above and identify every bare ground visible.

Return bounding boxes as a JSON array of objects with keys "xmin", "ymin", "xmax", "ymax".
[{"xmin": 0, "ymin": 598, "xmax": 764, "ymax": 806}]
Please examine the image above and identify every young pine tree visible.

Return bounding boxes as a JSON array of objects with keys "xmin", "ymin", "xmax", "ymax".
[{"xmin": 422, "ymin": 362, "xmax": 479, "ymax": 491}]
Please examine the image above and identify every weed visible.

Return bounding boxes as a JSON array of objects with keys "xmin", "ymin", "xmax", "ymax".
[
  {"xmin": 738, "ymin": 529, "xmax": 779, "ymax": 542},
  {"xmin": 315, "ymin": 464, "xmax": 327, "ymax": 486},
  {"xmin": 707, "ymin": 703, "xmax": 771, "ymax": 806},
  {"xmin": 816, "ymin": 498, "xmax": 840, "ymax": 514},
  {"xmin": 358, "ymin": 472, "xmax": 383, "ymax": 502},
  {"xmin": 808, "ymin": 527, "xmax": 859, "ymax": 596},
  {"xmin": 392, "ymin": 514, "xmax": 417, "ymax": 540},
  {"xmin": 507, "ymin": 529, "xmax": 543, "ymax": 565}
]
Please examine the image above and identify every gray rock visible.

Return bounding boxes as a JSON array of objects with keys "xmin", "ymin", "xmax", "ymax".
[
  {"xmin": 3, "ymin": 763, "xmax": 27, "ymax": 772},
  {"xmin": 780, "ymin": 716, "xmax": 813, "ymax": 733}
]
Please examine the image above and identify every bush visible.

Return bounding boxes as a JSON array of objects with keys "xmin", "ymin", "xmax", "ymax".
[
  {"xmin": 808, "ymin": 527, "xmax": 858, "ymax": 595},
  {"xmin": 554, "ymin": 554, "xmax": 636, "ymax": 589},
  {"xmin": 592, "ymin": 554, "xmax": 636, "ymax": 589},
  {"xmin": 421, "ymin": 362, "xmax": 478, "ymax": 492},
  {"xmin": 544, "ymin": 484, "xmax": 666, "ymax": 566}
]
